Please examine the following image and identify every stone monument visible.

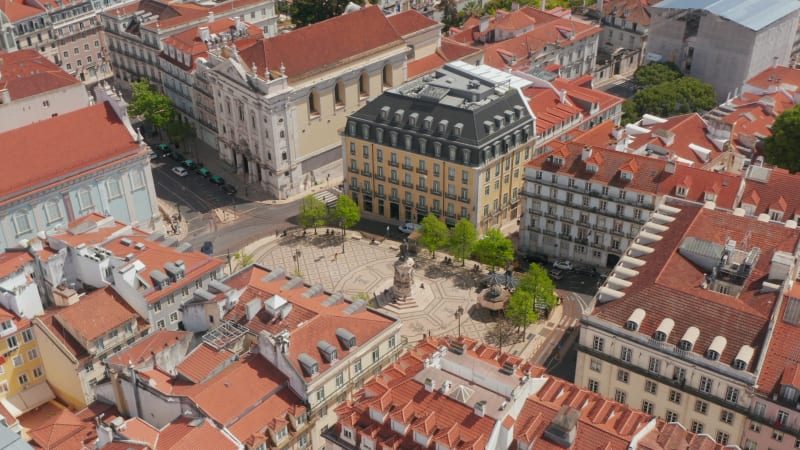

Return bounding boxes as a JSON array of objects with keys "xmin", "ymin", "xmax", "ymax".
[{"xmin": 392, "ymin": 240, "xmax": 415, "ymax": 300}]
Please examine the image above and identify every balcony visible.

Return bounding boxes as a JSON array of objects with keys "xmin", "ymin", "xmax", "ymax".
[
  {"xmin": 388, "ymin": 178, "xmax": 399, "ymax": 185},
  {"xmin": 431, "ymin": 189, "xmax": 442, "ymax": 195},
  {"xmin": 458, "ymin": 196, "xmax": 470, "ymax": 203},
  {"xmin": 416, "ymin": 185, "xmax": 427, "ymax": 193},
  {"xmin": 389, "ymin": 195, "xmax": 400, "ymax": 203},
  {"xmin": 431, "ymin": 208, "xmax": 441, "ymax": 215},
  {"xmin": 529, "ymin": 209, "xmax": 543, "ymax": 216},
  {"xmin": 445, "ymin": 193, "xmax": 457, "ymax": 200},
  {"xmin": 363, "ymin": 187, "xmax": 372, "ymax": 195},
  {"xmin": 575, "ymin": 237, "xmax": 589, "ymax": 245},
  {"xmin": 402, "ymin": 181, "xmax": 413, "ymax": 188},
  {"xmin": 445, "ymin": 210, "xmax": 456, "ymax": 218},
  {"xmin": 348, "ymin": 166, "xmax": 359, "ymax": 174},
  {"xmin": 543, "ymin": 229, "xmax": 557, "ymax": 237},
  {"xmin": 592, "ymin": 223, "xmax": 606, "ymax": 232},
  {"xmin": 559, "ymin": 234, "xmax": 573, "ymax": 242},
  {"xmin": 416, "ymin": 205, "xmax": 428, "ymax": 213},
  {"xmin": 349, "ymin": 185, "xmax": 359, "ymax": 192},
  {"xmin": 375, "ymin": 191, "xmax": 385, "ymax": 199},
  {"xmin": 403, "ymin": 164, "xmax": 413, "ymax": 170},
  {"xmin": 388, "ymin": 160, "xmax": 399, "ymax": 167},
  {"xmin": 361, "ymin": 170, "xmax": 372, "ymax": 177},
  {"xmin": 417, "ymin": 168, "xmax": 427, "ymax": 175},
  {"xmin": 459, "ymin": 214, "xmax": 470, "ymax": 221},
  {"xmin": 374, "ymin": 173, "xmax": 385, "ymax": 181},
  {"xmin": 544, "ymin": 211, "xmax": 558, "ymax": 219},
  {"xmin": 610, "ymin": 229, "xmax": 625, "ymax": 236},
  {"xmin": 561, "ymin": 216, "xmax": 574, "ymax": 224},
  {"xmin": 402, "ymin": 199, "xmax": 414, "ymax": 207},
  {"xmin": 607, "ymin": 246, "xmax": 622, "ymax": 254}
]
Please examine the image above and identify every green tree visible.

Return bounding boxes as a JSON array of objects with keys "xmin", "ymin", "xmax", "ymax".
[
  {"xmin": 298, "ymin": 195, "xmax": 328, "ymax": 232},
  {"xmin": 418, "ymin": 215, "xmax": 449, "ymax": 259},
  {"xmin": 517, "ymin": 263, "xmax": 558, "ymax": 313},
  {"xmin": 438, "ymin": 0, "xmax": 460, "ymax": 28},
  {"xmin": 506, "ymin": 289, "xmax": 538, "ymax": 331},
  {"xmin": 765, "ymin": 105, "xmax": 800, "ymax": 173},
  {"xmin": 290, "ymin": 0, "xmax": 376, "ymax": 28},
  {"xmin": 623, "ymin": 77, "xmax": 716, "ymax": 124},
  {"xmin": 633, "ymin": 62, "xmax": 682, "ymax": 89},
  {"xmin": 448, "ymin": 218, "xmax": 477, "ymax": 266},
  {"xmin": 231, "ymin": 251, "xmax": 254, "ymax": 272},
  {"xmin": 472, "ymin": 228, "xmax": 514, "ymax": 271},
  {"xmin": 329, "ymin": 194, "xmax": 360, "ymax": 230},
  {"xmin": 165, "ymin": 116, "xmax": 194, "ymax": 146},
  {"xmin": 484, "ymin": 316, "xmax": 517, "ymax": 353},
  {"xmin": 128, "ymin": 79, "xmax": 174, "ymax": 129}
]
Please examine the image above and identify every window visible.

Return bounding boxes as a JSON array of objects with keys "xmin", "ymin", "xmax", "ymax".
[
  {"xmin": 716, "ymin": 431, "xmax": 729, "ymax": 445},
  {"xmin": 749, "ymin": 422, "xmax": 761, "ymax": 433},
  {"xmin": 316, "ymin": 387, "xmax": 325, "ymax": 402},
  {"xmin": 620, "ymin": 346, "xmax": 632, "ymax": 362},
  {"xmin": 617, "ymin": 369, "xmax": 629, "ymax": 383},
  {"xmin": 169, "ymin": 312, "xmax": 178, "ymax": 323},
  {"xmin": 669, "ymin": 390, "xmax": 681, "ymax": 404},
  {"xmin": 777, "ymin": 410, "xmax": 789, "ymax": 425},
  {"xmin": 587, "ymin": 379, "xmax": 599, "ymax": 393},
  {"xmin": 699, "ymin": 376, "xmax": 713, "ymax": 393},
  {"xmin": 12, "ymin": 356, "xmax": 23, "ymax": 367},
  {"xmin": 27, "ymin": 349, "xmax": 38, "ymax": 360},
  {"xmin": 156, "ymin": 320, "xmax": 165, "ymax": 329},
  {"xmin": 720, "ymin": 409, "xmax": 734, "ymax": 425},
  {"xmin": 725, "ymin": 386, "xmax": 739, "ymax": 404},
  {"xmin": 695, "ymin": 400, "xmax": 708, "ymax": 414},
  {"xmin": 0, "ymin": 383, "xmax": 7, "ymax": 393},
  {"xmin": 7, "ymin": 336, "xmax": 18, "ymax": 350},
  {"xmin": 12, "ymin": 212, "xmax": 32, "ymax": 236},
  {"xmin": 593, "ymin": 336, "xmax": 604, "ymax": 352},
  {"xmin": 691, "ymin": 421, "xmax": 704, "ymax": 434},
  {"xmin": 388, "ymin": 335, "xmax": 396, "ymax": 348},
  {"xmin": 644, "ymin": 380, "xmax": 657, "ymax": 394},
  {"xmin": 44, "ymin": 200, "xmax": 62, "ymax": 224},
  {"xmin": 648, "ymin": 357, "xmax": 661, "ymax": 374},
  {"xmin": 614, "ymin": 389, "xmax": 626, "ymax": 403},
  {"xmin": 773, "ymin": 431, "xmax": 784, "ymax": 442},
  {"xmin": 21, "ymin": 329, "xmax": 33, "ymax": 343},
  {"xmin": 707, "ymin": 350, "xmax": 720, "ymax": 361},
  {"xmin": 354, "ymin": 359, "xmax": 362, "ymax": 373},
  {"xmin": 372, "ymin": 348, "xmax": 380, "ymax": 363},
  {"xmin": 77, "ymin": 188, "xmax": 93, "ymax": 212},
  {"xmin": 641, "ymin": 400, "xmax": 653, "ymax": 414},
  {"xmin": 590, "ymin": 358, "xmax": 602, "ymax": 372},
  {"xmin": 335, "ymin": 372, "xmax": 344, "ymax": 388},
  {"xmin": 18, "ymin": 374, "xmax": 28, "ymax": 385},
  {"xmin": 33, "ymin": 366, "xmax": 43, "ymax": 378},
  {"xmin": 665, "ymin": 410, "xmax": 678, "ymax": 423}
]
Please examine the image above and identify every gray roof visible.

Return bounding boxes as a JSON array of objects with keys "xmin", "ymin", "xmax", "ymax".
[{"xmin": 653, "ymin": 0, "xmax": 800, "ymax": 31}]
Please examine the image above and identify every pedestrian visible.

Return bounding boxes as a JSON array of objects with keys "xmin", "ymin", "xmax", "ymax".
[
  {"xmin": 333, "ymin": 253, "xmax": 338, "ymax": 261},
  {"xmin": 420, "ymin": 283, "xmax": 425, "ymax": 289}
]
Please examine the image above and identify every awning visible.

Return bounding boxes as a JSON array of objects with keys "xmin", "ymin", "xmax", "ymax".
[{"xmin": 1, "ymin": 382, "xmax": 55, "ymax": 418}]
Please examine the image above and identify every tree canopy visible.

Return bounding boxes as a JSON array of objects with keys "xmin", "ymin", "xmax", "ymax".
[
  {"xmin": 128, "ymin": 79, "xmax": 174, "ymax": 129},
  {"xmin": 472, "ymin": 228, "xmax": 514, "ymax": 271},
  {"xmin": 633, "ymin": 62, "xmax": 682, "ymax": 89},
  {"xmin": 484, "ymin": 317, "xmax": 517, "ymax": 353},
  {"xmin": 505, "ymin": 263, "xmax": 558, "ymax": 331},
  {"xmin": 765, "ymin": 105, "xmax": 800, "ymax": 173},
  {"xmin": 448, "ymin": 218, "xmax": 478, "ymax": 266},
  {"xmin": 419, "ymin": 215, "xmax": 450, "ymax": 258},
  {"xmin": 623, "ymin": 77, "xmax": 717, "ymax": 124},
  {"xmin": 506, "ymin": 289, "xmax": 538, "ymax": 330},
  {"xmin": 165, "ymin": 117, "xmax": 194, "ymax": 145},
  {"xmin": 330, "ymin": 195, "xmax": 360, "ymax": 229},
  {"xmin": 290, "ymin": 0, "xmax": 375, "ymax": 28},
  {"xmin": 298, "ymin": 195, "xmax": 328, "ymax": 231}
]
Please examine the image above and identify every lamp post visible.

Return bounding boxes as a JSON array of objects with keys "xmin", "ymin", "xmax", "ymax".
[
  {"xmin": 292, "ymin": 249, "xmax": 302, "ymax": 274},
  {"xmin": 455, "ymin": 305, "xmax": 464, "ymax": 338},
  {"xmin": 339, "ymin": 218, "xmax": 345, "ymax": 254}
]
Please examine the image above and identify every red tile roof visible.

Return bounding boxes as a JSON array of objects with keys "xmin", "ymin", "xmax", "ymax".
[
  {"xmin": 592, "ymin": 201, "xmax": 800, "ymax": 370},
  {"xmin": 0, "ymin": 102, "xmax": 141, "ymax": 204},
  {"xmin": 20, "ymin": 402, "xmax": 95, "ymax": 450},
  {"xmin": 592, "ymin": 0, "xmax": 657, "ymax": 27},
  {"xmin": 36, "ymin": 313, "xmax": 89, "ymax": 361},
  {"xmin": 528, "ymin": 142, "xmax": 742, "ymax": 208},
  {"xmin": 160, "ymin": 18, "xmax": 262, "ymax": 71},
  {"xmin": 635, "ymin": 421, "xmax": 725, "ymax": 450},
  {"xmin": 156, "ymin": 417, "xmax": 237, "ymax": 450},
  {"xmin": 107, "ymin": 330, "xmax": 190, "ymax": 367},
  {"xmin": 756, "ymin": 283, "xmax": 800, "ymax": 395},
  {"xmin": 0, "ymin": 49, "xmax": 81, "ymax": 101},
  {"xmin": 0, "ymin": 0, "xmax": 44, "ymax": 22},
  {"xmin": 626, "ymin": 114, "xmax": 725, "ymax": 168},
  {"xmin": 407, "ymin": 38, "xmax": 482, "ymax": 79},
  {"xmin": 0, "ymin": 248, "xmax": 33, "ymax": 279},
  {"xmin": 118, "ymin": 417, "xmax": 159, "ymax": 447},
  {"xmin": 239, "ymin": 6, "xmax": 404, "ymax": 82},
  {"xmin": 222, "ymin": 265, "xmax": 396, "ymax": 381},
  {"xmin": 226, "ymin": 385, "xmax": 304, "ymax": 443},
  {"xmin": 53, "ymin": 286, "xmax": 138, "ymax": 342},
  {"xmin": 175, "ymin": 343, "xmax": 233, "ymax": 383},
  {"xmin": 387, "ymin": 9, "xmax": 439, "ymax": 36},
  {"xmin": 745, "ymin": 65, "xmax": 800, "ymax": 91},
  {"xmin": 741, "ymin": 167, "xmax": 800, "ymax": 219}
]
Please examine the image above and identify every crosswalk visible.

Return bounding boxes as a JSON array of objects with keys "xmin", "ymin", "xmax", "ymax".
[{"xmin": 314, "ymin": 190, "xmax": 339, "ymax": 208}]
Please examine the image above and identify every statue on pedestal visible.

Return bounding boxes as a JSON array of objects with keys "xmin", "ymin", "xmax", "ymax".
[{"xmin": 392, "ymin": 256, "xmax": 415, "ymax": 300}]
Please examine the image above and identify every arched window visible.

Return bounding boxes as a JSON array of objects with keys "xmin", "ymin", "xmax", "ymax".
[
  {"xmin": 308, "ymin": 90, "xmax": 320, "ymax": 116},
  {"xmin": 359, "ymin": 72, "xmax": 369, "ymax": 98},
  {"xmin": 334, "ymin": 80, "xmax": 345, "ymax": 107}
]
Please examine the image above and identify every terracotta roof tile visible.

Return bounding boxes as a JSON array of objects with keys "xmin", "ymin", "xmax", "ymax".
[
  {"xmin": 119, "ymin": 417, "xmax": 159, "ymax": 448},
  {"xmin": 175, "ymin": 343, "xmax": 233, "ymax": 383},
  {"xmin": 627, "ymin": 114, "xmax": 724, "ymax": 168},
  {"xmin": 387, "ymin": 9, "xmax": 439, "ymax": 36},
  {"xmin": 0, "ymin": 102, "xmax": 141, "ymax": 204},
  {"xmin": 0, "ymin": 0, "xmax": 44, "ymax": 22},
  {"xmin": 53, "ymin": 286, "xmax": 138, "ymax": 342},
  {"xmin": 741, "ymin": 167, "xmax": 800, "ymax": 219},
  {"xmin": 107, "ymin": 330, "xmax": 190, "ymax": 367},
  {"xmin": 592, "ymin": 0, "xmax": 657, "ymax": 26},
  {"xmin": 745, "ymin": 65, "xmax": 800, "ymax": 91},
  {"xmin": 239, "ymin": 6, "xmax": 403, "ymax": 82},
  {"xmin": 0, "ymin": 248, "xmax": 33, "ymax": 279},
  {"xmin": 20, "ymin": 402, "xmax": 95, "ymax": 449},
  {"xmin": 0, "ymin": 49, "xmax": 81, "ymax": 101},
  {"xmin": 160, "ymin": 18, "xmax": 262, "ymax": 70},
  {"xmin": 156, "ymin": 417, "xmax": 237, "ymax": 450}
]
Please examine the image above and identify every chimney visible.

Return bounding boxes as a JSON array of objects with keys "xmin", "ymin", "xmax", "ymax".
[
  {"xmin": 234, "ymin": 16, "xmax": 240, "ymax": 29},
  {"xmin": 424, "ymin": 377, "xmax": 436, "ymax": 392},
  {"xmin": 474, "ymin": 400, "xmax": 487, "ymax": 417},
  {"xmin": 0, "ymin": 88, "xmax": 9, "ymax": 104},
  {"xmin": 773, "ymin": 56, "xmax": 779, "ymax": 68},
  {"xmin": 207, "ymin": 11, "xmax": 215, "ymax": 23},
  {"xmin": 479, "ymin": 15, "xmax": 489, "ymax": 33},
  {"xmin": 199, "ymin": 26, "xmax": 210, "ymax": 42},
  {"xmin": 559, "ymin": 89, "xmax": 567, "ymax": 104},
  {"xmin": 665, "ymin": 154, "xmax": 676, "ymax": 174},
  {"xmin": 581, "ymin": 145, "xmax": 592, "ymax": 161}
]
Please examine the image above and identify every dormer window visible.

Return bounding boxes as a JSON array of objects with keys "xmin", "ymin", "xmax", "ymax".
[
  {"xmin": 276, "ymin": 426, "xmax": 288, "ymax": 442},
  {"xmin": 733, "ymin": 359, "xmax": 747, "ymax": 370},
  {"xmin": 705, "ymin": 192, "xmax": 717, "ymax": 202},
  {"xmin": 676, "ymin": 186, "xmax": 688, "ymax": 197},
  {"xmin": 654, "ymin": 318, "xmax": 674, "ymax": 342},
  {"xmin": 586, "ymin": 163, "xmax": 598, "ymax": 173},
  {"xmin": 375, "ymin": 128, "xmax": 384, "ymax": 144},
  {"xmin": 419, "ymin": 138, "xmax": 427, "ymax": 154},
  {"xmin": 620, "ymin": 171, "xmax": 633, "ymax": 182},
  {"xmin": 361, "ymin": 124, "xmax": 370, "ymax": 140},
  {"xmin": 393, "ymin": 109, "xmax": 404, "ymax": 123},
  {"xmin": 550, "ymin": 155, "xmax": 564, "ymax": 166},
  {"xmin": 408, "ymin": 112, "xmax": 418, "ymax": 127},
  {"xmin": 423, "ymin": 116, "xmax": 433, "ymax": 131},
  {"xmin": 438, "ymin": 120, "xmax": 448, "ymax": 134},
  {"xmin": 453, "ymin": 123, "xmax": 463, "ymax": 137},
  {"xmin": 770, "ymin": 210, "xmax": 784, "ymax": 221},
  {"xmin": 707, "ymin": 350, "xmax": 720, "ymax": 361},
  {"xmin": 379, "ymin": 106, "xmax": 390, "ymax": 121},
  {"xmin": 625, "ymin": 321, "xmax": 638, "ymax": 331},
  {"xmin": 347, "ymin": 121, "xmax": 357, "ymax": 136},
  {"xmin": 678, "ymin": 340, "xmax": 693, "ymax": 351},
  {"xmin": 449, "ymin": 145, "xmax": 457, "ymax": 161},
  {"xmin": 625, "ymin": 308, "xmax": 644, "ymax": 332}
]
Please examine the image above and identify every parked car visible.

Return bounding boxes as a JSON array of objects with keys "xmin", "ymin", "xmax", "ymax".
[
  {"xmin": 222, "ymin": 184, "xmax": 237, "ymax": 195},
  {"xmin": 553, "ymin": 259, "xmax": 574, "ymax": 271},
  {"xmin": 525, "ymin": 253, "xmax": 549, "ymax": 265},
  {"xmin": 181, "ymin": 159, "xmax": 197, "ymax": 170},
  {"xmin": 209, "ymin": 175, "xmax": 225, "ymax": 185},
  {"xmin": 574, "ymin": 264, "xmax": 599, "ymax": 276},
  {"xmin": 548, "ymin": 269, "xmax": 564, "ymax": 280},
  {"xmin": 196, "ymin": 167, "xmax": 210, "ymax": 177},
  {"xmin": 169, "ymin": 150, "xmax": 185, "ymax": 161},
  {"xmin": 171, "ymin": 166, "xmax": 189, "ymax": 177},
  {"xmin": 399, "ymin": 222, "xmax": 422, "ymax": 234},
  {"xmin": 200, "ymin": 241, "xmax": 214, "ymax": 255},
  {"xmin": 157, "ymin": 143, "xmax": 172, "ymax": 156}
]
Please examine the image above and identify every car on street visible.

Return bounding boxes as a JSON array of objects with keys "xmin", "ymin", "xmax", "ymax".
[
  {"xmin": 169, "ymin": 150, "xmax": 185, "ymax": 161},
  {"xmin": 574, "ymin": 264, "xmax": 598, "ymax": 276},
  {"xmin": 196, "ymin": 167, "xmax": 210, "ymax": 177},
  {"xmin": 201, "ymin": 241, "xmax": 214, "ymax": 255},
  {"xmin": 171, "ymin": 166, "xmax": 189, "ymax": 177},
  {"xmin": 209, "ymin": 175, "xmax": 225, "ymax": 185},
  {"xmin": 181, "ymin": 159, "xmax": 197, "ymax": 170},
  {"xmin": 525, "ymin": 253, "xmax": 548, "ymax": 265},
  {"xmin": 548, "ymin": 268, "xmax": 564, "ymax": 280},
  {"xmin": 222, "ymin": 184, "xmax": 237, "ymax": 195},
  {"xmin": 553, "ymin": 259, "xmax": 574, "ymax": 271},
  {"xmin": 157, "ymin": 143, "xmax": 172, "ymax": 156},
  {"xmin": 398, "ymin": 222, "xmax": 421, "ymax": 234}
]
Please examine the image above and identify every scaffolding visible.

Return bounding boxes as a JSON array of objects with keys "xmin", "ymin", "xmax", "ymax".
[{"xmin": 202, "ymin": 320, "xmax": 249, "ymax": 350}]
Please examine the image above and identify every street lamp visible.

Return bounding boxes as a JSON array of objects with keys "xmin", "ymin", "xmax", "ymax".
[
  {"xmin": 455, "ymin": 305, "xmax": 464, "ymax": 338},
  {"xmin": 339, "ymin": 218, "xmax": 345, "ymax": 254},
  {"xmin": 292, "ymin": 249, "xmax": 302, "ymax": 274}
]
